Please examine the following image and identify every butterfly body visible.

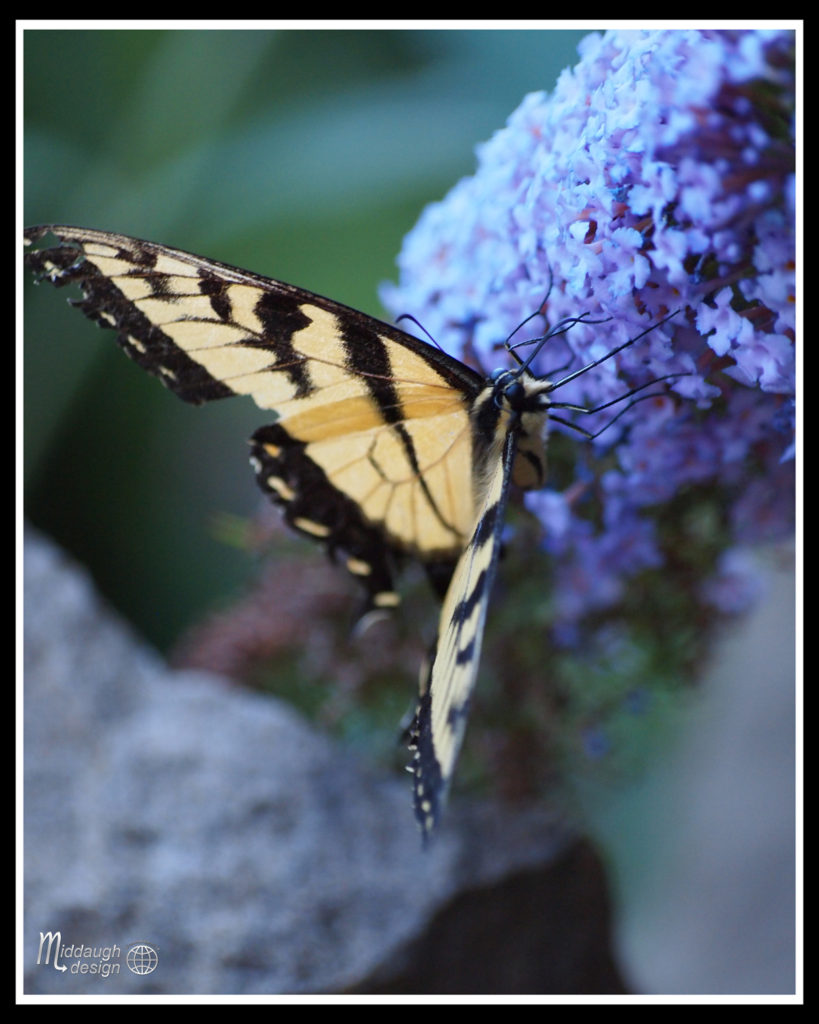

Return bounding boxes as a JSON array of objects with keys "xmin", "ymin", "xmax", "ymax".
[{"xmin": 25, "ymin": 224, "xmax": 559, "ymax": 839}]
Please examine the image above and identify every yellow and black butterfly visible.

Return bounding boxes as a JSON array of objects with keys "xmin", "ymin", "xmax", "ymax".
[{"xmin": 24, "ymin": 225, "xmax": 676, "ymax": 839}]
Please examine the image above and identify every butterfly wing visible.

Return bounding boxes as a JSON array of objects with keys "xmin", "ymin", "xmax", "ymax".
[
  {"xmin": 24, "ymin": 225, "xmax": 484, "ymax": 609},
  {"xmin": 411, "ymin": 424, "xmax": 518, "ymax": 838}
]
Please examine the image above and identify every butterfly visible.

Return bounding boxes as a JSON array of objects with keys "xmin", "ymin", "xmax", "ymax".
[{"xmin": 24, "ymin": 225, "xmax": 679, "ymax": 839}]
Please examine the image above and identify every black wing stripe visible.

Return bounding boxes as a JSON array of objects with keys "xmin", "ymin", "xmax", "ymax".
[{"xmin": 339, "ymin": 315, "xmax": 466, "ymax": 543}]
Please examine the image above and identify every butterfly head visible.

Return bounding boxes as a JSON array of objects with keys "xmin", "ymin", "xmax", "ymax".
[{"xmin": 490, "ymin": 366, "xmax": 552, "ymax": 416}]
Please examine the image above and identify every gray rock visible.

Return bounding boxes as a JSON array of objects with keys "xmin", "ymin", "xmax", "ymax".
[{"xmin": 23, "ymin": 528, "xmax": 620, "ymax": 995}]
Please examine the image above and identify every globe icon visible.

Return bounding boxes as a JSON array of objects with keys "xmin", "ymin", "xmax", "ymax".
[{"xmin": 126, "ymin": 944, "xmax": 158, "ymax": 975}]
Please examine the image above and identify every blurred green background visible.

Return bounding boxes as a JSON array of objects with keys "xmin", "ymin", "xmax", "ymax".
[{"xmin": 24, "ymin": 27, "xmax": 587, "ymax": 650}]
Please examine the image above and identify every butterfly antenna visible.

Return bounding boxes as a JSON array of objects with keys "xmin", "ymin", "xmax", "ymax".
[
  {"xmin": 544, "ymin": 309, "xmax": 687, "ymax": 439},
  {"xmin": 512, "ymin": 312, "xmax": 612, "ymax": 377},
  {"xmin": 546, "ymin": 310, "xmax": 681, "ymax": 394},
  {"xmin": 550, "ymin": 376, "xmax": 688, "ymax": 440},
  {"xmin": 502, "ymin": 270, "xmax": 555, "ymax": 364},
  {"xmin": 396, "ymin": 313, "xmax": 446, "ymax": 353}
]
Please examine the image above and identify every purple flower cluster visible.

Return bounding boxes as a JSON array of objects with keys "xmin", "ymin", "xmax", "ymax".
[{"xmin": 382, "ymin": 28, "xmax": 795, "ymax": 631}]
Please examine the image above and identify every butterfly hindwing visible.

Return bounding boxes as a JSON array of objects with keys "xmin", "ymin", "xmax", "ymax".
[
  {"xmin": 250, "ymin": 420, "xmax": 403, "ymax": 610},
  {"xmin": 411, "ymin": 424, "xmax": 518, "ymax": 836}
]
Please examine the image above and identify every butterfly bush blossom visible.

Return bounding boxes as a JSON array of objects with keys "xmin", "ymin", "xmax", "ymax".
[{"xmin": 382, "ymin": 29, "xmax": 795, "ymax": 638}]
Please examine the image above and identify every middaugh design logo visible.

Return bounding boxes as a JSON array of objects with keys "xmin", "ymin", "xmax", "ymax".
[{"xmin": 36, "ymin": 931, "xmax": 158, "ymax": 978}]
